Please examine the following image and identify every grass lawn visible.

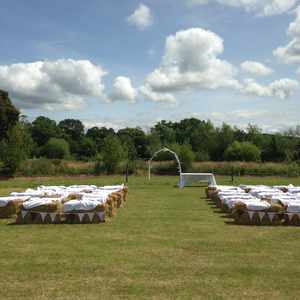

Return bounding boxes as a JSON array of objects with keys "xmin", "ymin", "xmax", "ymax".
[{"xmin": 1, "ymin": 175, "xmax": 300, "ymax": 299}]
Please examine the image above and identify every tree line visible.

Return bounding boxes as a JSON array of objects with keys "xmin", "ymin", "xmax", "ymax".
[{"xmin": 1, "ymin": 90, "xmax": 300, "ymax": 175}]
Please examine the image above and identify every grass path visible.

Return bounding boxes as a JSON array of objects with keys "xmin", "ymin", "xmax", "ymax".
[{"xmin": 0, "ymin": 175, "xmax": 300, "ymax": 299}]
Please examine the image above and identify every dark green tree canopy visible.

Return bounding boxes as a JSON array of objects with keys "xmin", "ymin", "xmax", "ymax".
[
  {"xmin": 32, "ymin": 116, "xmax": 58, "ymax": 146},
  {"xmin": 0, "ymin": 90, "xmax": 19, "ymax": 140}
]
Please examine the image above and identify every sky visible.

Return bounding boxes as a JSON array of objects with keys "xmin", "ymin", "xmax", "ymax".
[{"xmin": 1, "ymin": 0, "xmax": 300, "ymax": 132}]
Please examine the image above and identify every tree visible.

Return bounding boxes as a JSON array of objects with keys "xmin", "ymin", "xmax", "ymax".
[
  {"xmin": 0, "ymin": 90, "xmax": 19, "ymax": 141},
  {"xmin": 58, "ymin": 119, "xmax": 84, "ymax": 140},
  {"xmin": 31, "ymin": 116, "xmax": 58, "ymax": 146},
  {"xmin": 102, "ymin": 136, "xmax": 125, "ymax": 174},
  {"xmin": 224, "ymin": 141, "xmax": 261, "ymax": 162},
  {"xmin": 41, "ymin": 138, "xmax": 70, "ymax": 159},
  {"xmin": 76, "ymin": 137, "xmax": 97, "ymax": 159},
  {"xmin": 1, "ymin": 123, "xmax": 31, "ymax": 175},
  {"xmin": 86, "ymin": 126, "xmax": 115, "ymax": 152}
]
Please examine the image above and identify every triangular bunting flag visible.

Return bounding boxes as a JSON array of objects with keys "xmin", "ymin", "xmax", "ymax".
[
  {"xmin": 268, "ymin": 213, "xmax": 275, "ymax": 221},
  {"xmin": 50, "ymin": 213, "xmax": 57, "ymax": 222},
  {"xmin": 40, "ymin": 212, "xmax": 47, "ymax": 222},
  {"xmin": 248, "ymin": 211, "xmax": 255, "ymax": 220},
  {"xmin": 288, "ymin": 213, "xmax": 294, "ymax": 221},
  {"xmin": 97, "ymin": 212, "xmax": 104, "ymax": 221},
  {"xmin": 78, "ymin": 213, "xmax": 84, "ymax": 222},
  {"xmin": 21, "ymin": 210, "xmax": 28, "ymax": 218},
  {"xmin": 297, "ymin": 213, "xmax": 300, "ymax": 219},
  {"xmin": 258, "ymin": 212, "xmax": 265, "ymax": 221},
  {"xmin": 87, "ymin": 213, "xmax": 94, "ymax": 222}
]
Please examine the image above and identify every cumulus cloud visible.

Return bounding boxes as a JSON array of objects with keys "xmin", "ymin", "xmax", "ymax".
[
  {"xmin": 240, "ymin": 61, "xmax": 273, "ymax": 76},
  {"xmin": 243, "ymin": 78, "xmax": 299, "ymax": 99},
  {"xmin": 0, "ymin": 59, "xmax": 107, "ymax": 110},
  {"xmin": 274, "ymin": 6, "xmax": 300, "ymax": 63},
  {"xmin": 127, "ymin": 4, "xmax": 153, "ymax": 30},
  {"xmin": 109, "ymin": 76, "xmax": 137, "ymax": 103},
  {"xmin": 143, "ymin": 28, "xmax": 240, "ymax": 102},
  {"xmin": 139, "ymin": 84, "xmax": 176, "ymax": 103},
  {"xmin": 188, "ymin": 0, "xmax": 298, "ymax": 16}
]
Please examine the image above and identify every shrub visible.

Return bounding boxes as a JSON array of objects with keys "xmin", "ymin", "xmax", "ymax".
[
  {"xmin": 224, "ymin": 141, "xmax": 261, "ymax": 162},
  {"xmin": 102, "ymin": 136, "xmax": 125, "ymax": 174},
  {"xmin": 41, "ymin": 138, "xmax": 70, "ymax": 159}
]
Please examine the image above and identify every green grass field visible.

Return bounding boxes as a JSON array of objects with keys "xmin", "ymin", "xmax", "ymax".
[{"xmin": 1, "ymin": 175, "xmax": 300, "ymax": 299}]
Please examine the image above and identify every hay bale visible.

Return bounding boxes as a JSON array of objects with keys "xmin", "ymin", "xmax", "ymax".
[
  {"xmin": 251, "ymin": 212, "xmax": 262, "ymax": 226},
  {"xmin": 267, "ymin": 204, "xmax": 284, "ymax": 213},
  {"xmin": 234, "ymin": 211, "xmax": 251, "ymax": 225},
  {"xmin": 289, "ymin": 214, "xmax": 300, "ymax": 226}
]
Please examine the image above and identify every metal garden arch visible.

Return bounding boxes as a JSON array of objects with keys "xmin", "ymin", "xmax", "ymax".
[{"xmin": 148, "ymin": 147, "xmax": 182, "ymax": 180}]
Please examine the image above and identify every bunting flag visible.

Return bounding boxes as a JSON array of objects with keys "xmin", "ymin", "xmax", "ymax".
[
  {"xmin": 78, "ymin": 213, "xmax": 84, "ymax": 222},
  {"xmin": 50, "ymin": 213, "xmax": 57, "ymax": 222},
  {"xmin": 258, "ymin": 212, "xmax": 265, "ymax": 221},
  {"xmin": 248, "ymin": 211, "xmax": 255, "ymax": 220},
  {"xmin": 97, "ymin": 212, "xmax": 105, "ymax": 222},
  {"xmin": 87, "ymin": 213, "xmax": 94, "ymax": 222},
  {"xmin": 21, "ymin": 210, "xmax": 28, "ymax": 218},
  {"xmin": 40, "ymin": 212, "xmax": 47, "ymax": 222},
  {"xmin": 288, "ymin": 213, "xmax": 294, "ymax": 221},
  {"xmin": 268, "ymin": 213, "xmax": 275, "ymax": 222}
]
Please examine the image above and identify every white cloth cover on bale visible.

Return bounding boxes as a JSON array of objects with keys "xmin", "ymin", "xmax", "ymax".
[
  {"xmin": 0, "ymin": 196, "xmax": 30, "ymax": 207},
  {"xmin": 246, "ymin": 201, "xmax": 270, "ymax": 211},
  {"xmin": 287, "ymin": 202, "xmax": 300, "ymax": 213},
  {"xmin": 22, "ymin": 198, "xmax": 59, "ymax": 210},
  {"xmin": 179, "ymin": 173, "xmax": 216, "ymax": 188},
  {"xmin": 63, "ymin": 199, "xmax": 102, "ymax": 212},
  {"xmin": 100, "ymin": 185, "xmax": 124, "ymax": 191}
]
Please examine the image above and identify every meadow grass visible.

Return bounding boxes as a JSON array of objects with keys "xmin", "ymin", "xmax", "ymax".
[{"xmin": 0, "ymin": 175, "xmax": 300, "ymax": 299}]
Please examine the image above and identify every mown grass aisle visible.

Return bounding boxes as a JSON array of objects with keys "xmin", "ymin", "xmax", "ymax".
[{"xmin": 0, "ymin": 175, "xmax": 300, "ymax": 299}]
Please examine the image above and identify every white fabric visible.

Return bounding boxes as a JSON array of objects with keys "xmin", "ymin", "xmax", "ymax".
[
  {"xmin": 287, "ymin": 202, "xmax": 300, "ymax": 213},
  {"xmin": 0, "ymin": 196, "xmax": 30, "ymax": 207},
  {"xmin": 246, "ymin": 201, "xmax": 270, "ymax": 211},
  {"xmin": 22, "ymin": 198, "xmax": 59, "ymax": 210},
  {"xmin": 63, "ymin": 199, "xmax": 101, "ymax": 212},
  {"xmin": 179, "ymin": 173, "xmax": 216, "ymax": 188}
]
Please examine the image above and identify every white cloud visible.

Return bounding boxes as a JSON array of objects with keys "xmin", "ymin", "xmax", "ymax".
[
  {"xmin": 127, "ymin": 4, "xmax": 153, "ymax": 30},
  {"xmin": 109, "ymin": 76, "xmax": 137, "ymax": 103},
  {"xmin": 188, "ymin": 0, "xmax": 298, "ymax": 16},
  {"xmin": 139, "ymin": 84, "xmax": 176, "ymax": 103},
  {"xmin": 0, "ymin": 59, "xmax": 107, "ymax": 110},
  {"xmin": 274, "ymin": 6, "xmax": 300, "ymax": 63},
  {"xmin": 243, "ymin": 78, "xmax": 299, "ymax": 99},
  {"xmin": 240, "ymin": 61, "xmax": 273, "ymax": 76},
  {"xmin": 144, "ymin": 28, "xmax": 240, "ymax": 102}
]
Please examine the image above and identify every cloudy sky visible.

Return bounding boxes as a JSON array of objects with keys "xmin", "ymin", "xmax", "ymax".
[{"xmin": 1, "ymin": 0, "xmax": 300, "ymax": 132}]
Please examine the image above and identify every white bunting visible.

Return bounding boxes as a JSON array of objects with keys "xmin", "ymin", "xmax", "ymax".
[
  {"xmin": 248, "ymin": 211, "xmax": 255, "ymax": 220},
  {"xmin": 50, "ymin": 213, "xmax": 57, "ymax": 222},
  {"xmin": 87, "ymin": 213, "xmax": 94, "ymax": 222},
  {"xmin": 40, "ymin": 212, "xmax": 47, "ymax": 222},
  {"xmin": 268, "ymin": 213, "xmax": 275, "ymax": 222},
  {"xmin": 97, "ymin": 212, "xmax": 105, "ymax": 222},
  {"xmin": 258, "ymin": 212, "xmax": 265, "ymax": 221},
  {"xmin": 21, "ymin": 210, "xmax": 28, "ymax": 218},
  {"xmin": 288, "ymin": 213, "xmax": 294, "ymax": 221},
  {"xmin": 78, "ymin": 213, "xmax": 84, "ymax": 222}
]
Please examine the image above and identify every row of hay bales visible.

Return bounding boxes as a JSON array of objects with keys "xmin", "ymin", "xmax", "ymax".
[
  {"xmin": 206, "ymin": 184, "xmax": 300, "ymax": 226},
  {"xmin": 0, "ymin": 184, "xmax": 128, "ymax": 224}
]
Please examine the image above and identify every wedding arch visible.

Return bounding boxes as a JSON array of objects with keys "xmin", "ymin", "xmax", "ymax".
[{"xmin": 148, "ymin": 147, "xmax": 182, "ymax": 180}]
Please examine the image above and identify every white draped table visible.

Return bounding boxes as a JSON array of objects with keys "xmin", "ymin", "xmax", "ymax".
[{"xmin": 179, "ymin": 173, "xmax": 217, "ymax": 189}]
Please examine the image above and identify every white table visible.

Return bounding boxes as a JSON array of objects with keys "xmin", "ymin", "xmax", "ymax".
[{"xmin": 179, "ymin": 173, "xmax": 217, "ymax": 188}]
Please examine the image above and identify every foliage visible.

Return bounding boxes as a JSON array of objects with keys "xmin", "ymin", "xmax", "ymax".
[
  {"xmin": 41, "ymin": 138, "xmax": 70, "ymax": 159},
  {"xmin": 31, "ymin": 116, "xmax": 58, "ymax": 146},
  {"xmin": 224, "ymin": 141, "xmax": 261, "ymax": 162},
  {"xmin": 102, "ymin": 136, "xmax": 126, "ymax": 174},
  {"xmin": 0, "ymin": 90, "xmax": 19, "ymax": 141}
]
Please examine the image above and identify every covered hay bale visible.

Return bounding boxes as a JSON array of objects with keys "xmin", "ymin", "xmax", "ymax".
[
  {"xmin": 288, "ymin": 214, "xmax": 300, "ymax": 226},
  {"xmin": 234, "ymin": 211, "xmax": 251, "ymax": 225},
  {"xmin": 267, "ymin": 204, "xmax": 284, "ymax": 213}
]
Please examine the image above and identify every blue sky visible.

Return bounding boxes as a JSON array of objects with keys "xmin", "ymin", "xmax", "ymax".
[{"xmin": 0, "ymin": 0, "xmax": 300, "ymax": 132}]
